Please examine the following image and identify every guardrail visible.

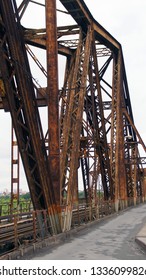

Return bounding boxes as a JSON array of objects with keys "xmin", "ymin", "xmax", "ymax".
[
  {"xmin": 0, "ymin": 210, "xmax": 51, "ymax": 256},
  {"xmin": 0, "ymin": 197, "xmax": 144, "ymax": 257},
  {"xmin": 72, "ymin": 200, "xmax": 115, "ymax": 227}
]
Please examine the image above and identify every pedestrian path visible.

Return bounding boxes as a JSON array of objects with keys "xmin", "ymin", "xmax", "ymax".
[{"xmin": 28, "ymin": 203, "xmax": 146, "ymax": 260}]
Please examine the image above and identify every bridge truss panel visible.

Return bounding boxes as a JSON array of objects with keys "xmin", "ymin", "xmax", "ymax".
[{"xmin": 0, "ymin": 0, "xmax": 145, "ymax": 232}]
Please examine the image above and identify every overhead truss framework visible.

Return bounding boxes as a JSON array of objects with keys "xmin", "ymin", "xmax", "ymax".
[{"xmin": 0, "ymin": 0, "xmax": 145, "ymax": 232}]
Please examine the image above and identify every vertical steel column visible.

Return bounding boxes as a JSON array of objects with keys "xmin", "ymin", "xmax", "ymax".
[
  {"xmin": 46, "ymin": 0, "xmax": 60, "ymax": 205},
  {"xmin": 111, "ymin": 51, "xmax": 127, "ymax": 211},
  {"xmin": 131, "ymin": 145, "xmax": 138, "ymax": 205},
  {"xmin": 114, "ymin": 50, "xmax": 127, "ymax": 210}
]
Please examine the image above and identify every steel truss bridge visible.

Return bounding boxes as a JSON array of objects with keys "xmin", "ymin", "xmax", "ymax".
[{"xmin": 0, "ymin": 0, "xmax": 146, "ymax": 239}]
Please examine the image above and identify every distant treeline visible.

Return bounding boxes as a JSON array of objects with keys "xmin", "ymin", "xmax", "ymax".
[{"xmin": 0, "ymin": 192, "xmax": 30, "ymax": 202}]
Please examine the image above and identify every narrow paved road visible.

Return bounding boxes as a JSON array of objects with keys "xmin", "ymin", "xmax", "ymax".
[{"xmin": 30, "ymin": 204, "xmax": 146, "ymax": 260}]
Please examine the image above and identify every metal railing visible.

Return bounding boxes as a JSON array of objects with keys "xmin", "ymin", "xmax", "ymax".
[
  {"xmin": 0, "ymin": 197, "xmax": 145, "ymax": 257},
  {"xmin": 0, "ymin": 210, "xmax": 51, "ymax": 256},
  {"xmin": 71, "ymin": 200, "xmax": 115, "ymax": 227}
]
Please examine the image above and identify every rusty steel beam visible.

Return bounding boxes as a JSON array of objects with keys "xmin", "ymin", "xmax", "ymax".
[
  {"xmin": 0, "ymin": 0, "xmax": 61, "ymax": 234},
  {"xmin": 46, "ymin": 0, "xmax": 60, "ymax": 206},
  {"xmin": 60, "ymin": 0, "xmax": 120, "ymax": 51},
  {"xmin": 110, "ymin": 51, "xmax": 127, "ymax": 210},
  {"xmin": 123, "ymin": 109, "xmax": 146, "ymax": 153},
  {"xmin": 114, "ymin": 51, "xmax": 127, "ymax": 207},
  {"xmin": 91, "ymin": 32, "xmax": 113, "ymax": 200},
  {"xmin": 24, "ymin": 28, "xmax": 74, "ymax": 56},
  {"xmin": 17, "ymin": 0, "xmax": 30, "ymax": 19},
  {"xmin": 61, "ymin": 27, "xmax": 92, "ymax": 231}
]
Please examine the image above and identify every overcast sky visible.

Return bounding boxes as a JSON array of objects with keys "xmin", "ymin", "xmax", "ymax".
[{"xmin": 0, "ymin": 0, "xmax": 145, "ymax": 192}]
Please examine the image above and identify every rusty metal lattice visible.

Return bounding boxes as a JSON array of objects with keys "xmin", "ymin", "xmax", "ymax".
[{"xmin": 0, "ymin": 0, "xmax": 145, "ymax": 234}]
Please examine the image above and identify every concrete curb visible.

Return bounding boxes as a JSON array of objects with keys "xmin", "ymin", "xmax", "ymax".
[
  {"xmin": 135, "ymin": 224, "xmax": 146, "ymax": 251},
  {"xmin": 135, "ymin": 237, "xmax": 146, "ymax": 251}
]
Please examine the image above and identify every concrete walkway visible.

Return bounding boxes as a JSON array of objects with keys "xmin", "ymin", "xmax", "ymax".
[{"xmin": 28, "ymin": 203, "xmax": 146, "ymax": 260}]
